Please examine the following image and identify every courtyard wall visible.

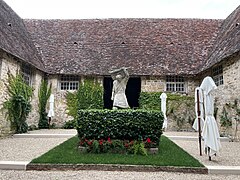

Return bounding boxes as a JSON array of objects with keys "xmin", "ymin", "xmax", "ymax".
[
  {"xmin": 213, "ymin": 55, "xmax": 240, "ymax": 137},
  {"xmin": 0, "ymin": 51, "xmax": 20, "ymax": 136}
]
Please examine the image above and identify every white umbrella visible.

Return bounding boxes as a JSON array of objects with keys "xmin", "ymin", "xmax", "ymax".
[
  {"xmin": 160, "ymin": 92, "xmax": 167, "ymax": 129},
  {"xmin": 192, "ymin": 87, "xmax": 204, "ymax": 131},
  {"xmin": 47, "ymin": 94, "xmax": 55, "ymax": 118},
  {"xmin": 200, "ymin": 76, "xmax": 221, "ymax": 159}
]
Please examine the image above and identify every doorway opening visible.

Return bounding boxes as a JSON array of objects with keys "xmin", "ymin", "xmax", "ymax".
[{"xmin": 103, "ymin": 77, "xmax": 141, "ymax": 109}]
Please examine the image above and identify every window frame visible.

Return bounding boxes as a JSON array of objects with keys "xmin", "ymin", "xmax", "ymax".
[
  {"xmin": 212, "ymin": 65, "xmax": 223, "ymax": 86},
  {"xmin": 59, "ymin": 75, "xmax": 80, "ymax": 91},
  {"xmin": 166, "ymin": 75, "xmax": 186, "ymax": 93},
  {"xmin": 21, "ymin": 63, "xmax": 32, "ymax": 86}
]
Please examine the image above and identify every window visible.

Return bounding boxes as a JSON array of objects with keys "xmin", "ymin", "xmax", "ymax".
[
  {"xmin": 21, "ymin": 63, "xmax": 32, "ymax": 86},
  {"xmin": 212, "ymin": 65, "xmax": 223, "ymax": 86},
  {"xmin": 60, "ymin": 75, "xmax": 79, "ymax": 90},
  {"xmin": 166, "ymin": 76, "xmax": 185, "ymax": 92}
]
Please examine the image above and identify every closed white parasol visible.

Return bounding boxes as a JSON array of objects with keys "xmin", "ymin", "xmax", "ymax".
[
  {"xmin": 160, "ymin": 92, "xmax": 167, "ymax": 129},
  {"xmin": 47, "ymin": 94, "xmax": 55, "ymax": 118},
  {"xmin": 200, "ymin": 76, "xmax": 221, "ymax": 160}
]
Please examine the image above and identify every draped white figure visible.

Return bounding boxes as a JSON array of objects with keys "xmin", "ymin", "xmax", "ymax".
[
  {"xmin": 160, "ymin": 92, "xmax": 167, "ymax": 129},
  {"xmin": 48, "ymin": 94, "xmax": 55, "ymax": 117}
]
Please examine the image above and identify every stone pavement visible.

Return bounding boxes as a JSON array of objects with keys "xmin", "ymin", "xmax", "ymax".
[
  {"xmin": 1, "ymin": 129, "xmax": 240, "ymax": 180},
  {"xmin": 164, "ymin": 131, "xmax": 240, "ymax": 175}
]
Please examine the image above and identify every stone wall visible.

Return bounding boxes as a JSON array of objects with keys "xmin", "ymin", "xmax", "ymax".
[
  {"xmin": 0, "ymin": 51, "xmax": 44, "ymax": 136},
  {"xmin": 0, "ymin": 51, "xmax": 20, "ymax": 137},
  {"xmin": 48, "ymin": 75, "xmax": 104, "ymax": 127},
  {"xmin": 26, "ymin": 69, "xmax": 44, "ymax": 127},
  {"xmin": 141, "ymin": 76, "xmax": 197, "ymax": 95},
  {"xmin": 212, "ymin": 55, "xmax": 240, "ymax": 137},
  {"xmin": 141, "ymin": 76, "xmax": 165, "ymax": 92},
  {"xmin": 47, "ymin": 75, "xmax": 69, "ymax": 127}
]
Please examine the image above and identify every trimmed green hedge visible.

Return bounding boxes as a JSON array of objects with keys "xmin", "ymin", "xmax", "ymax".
[{"xmin": 76, "ymin": 109, "xmax": 164, "ymax": 145}]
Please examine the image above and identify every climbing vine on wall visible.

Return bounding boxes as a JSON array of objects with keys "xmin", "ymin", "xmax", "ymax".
[
  {"xmin": 223, "ymin": 99, "xmax": 240, "ymax": 140},
  {"xmin": 2, "ymin": 72, "xmax": 33, "ymax": 133},
  {"xmin": 66, "ymin": 79, "xmax": 103, "ymax": 120},
  {"xmin": 38, "ymin": 79, "xmax": 52, "ymax": 129},
  {"xmin": 139, "ymin": 92, "xmax": 195, "ymax": 130}
]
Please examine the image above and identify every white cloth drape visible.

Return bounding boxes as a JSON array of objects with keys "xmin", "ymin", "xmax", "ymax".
[
  {"xmin": 192, "ymin": 87, "xmax": 204, "ymax": 131},
  {"xmin": 200, "ymin": 76, "xmax": 221, "ymax": 156},
  {"xmin": 160, "ymin": 93, "xmax": 167, "ymax": 129},
  {"xmin": 47, "ymin": 94, "xmax": 55, "ymax": 117}
]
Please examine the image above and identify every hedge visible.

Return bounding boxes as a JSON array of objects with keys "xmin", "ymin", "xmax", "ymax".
[{"xmin": 76, "ymin": 109, "xmax": 164, "ymax": 145}]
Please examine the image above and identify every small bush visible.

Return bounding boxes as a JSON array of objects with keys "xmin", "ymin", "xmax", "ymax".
[
  {"xmin": 66, "ymin": 79, "xmax": 103, "ymax": 119},
  {"xmin": 62, "ymin": 120, "xmax": 76, "ymax": 129},
  {"xmin": 76, "ymin": 109, "xmax": 163, "ymax": 145}
]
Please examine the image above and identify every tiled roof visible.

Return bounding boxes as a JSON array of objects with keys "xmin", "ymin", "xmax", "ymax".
[
  {"xmin": 201, "ymin": 5, "xmax": 240, "ymax": 71},
  {"xmin": 24, "ymin": 18, "xmax": 221, "ymax": 76},
  {"xmin": 0, "ymin": 0, "xmax": 44, "ymax": 71}
]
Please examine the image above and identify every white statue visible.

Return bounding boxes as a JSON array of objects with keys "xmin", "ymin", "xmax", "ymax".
[{"xmin": 109, "ymin": 67, "xmax": 130, "ymax": 109}]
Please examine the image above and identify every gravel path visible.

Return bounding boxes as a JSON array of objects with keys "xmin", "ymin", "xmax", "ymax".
[
  {"xmin": 25, "ymin": 129, "xmax": 77, "ymax": 134},
  {"xmin": 0, "ymin": 137, "xmax": 69, "ymax": 161},
  {"xmin": 0, "ymin": 129, "xmax": 75, "ymax": 161},
  {"xmin": 1, "ymin": 170, "xmax": 240, "ymax": 180},
  {"xmin": 1, "ymin": 130, "xmax": 240, "ymax": 179},
  {"xmin": 164, "ymin": 131, "xmax": 240, "ymax": 166}
]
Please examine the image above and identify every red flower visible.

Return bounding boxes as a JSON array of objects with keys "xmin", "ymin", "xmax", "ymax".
[
  {"xmin": 107, "ymin": 137, "xmax": 111, "ymax": 143},
  {"xmin": 87, "ymin": 141, "xmax": 92, "ymax": 146},
  {"xmin": 129, "ymin": 141, "xmax": 134, "ymax": 145},
  {"xmin": 146, "ymin": 138, "xmax": 151, "ymax": 143},
  {"xmin": 99, "ymin": 139, "xmax": 104, "ymax": 145}
]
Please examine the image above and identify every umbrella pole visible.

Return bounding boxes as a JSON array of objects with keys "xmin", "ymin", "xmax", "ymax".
[
  {"xmin": 48, "ymin": 117, "xmax": 51, "ymax": 129},
  {"xmin": 197, "ymin": 89, "xmax": 202, "ymax": 156}
]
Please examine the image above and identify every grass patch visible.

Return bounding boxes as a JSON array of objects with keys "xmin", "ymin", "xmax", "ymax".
[{"xmin": 31, "ymin": 136, "xmax": 203, "ymax": 167}]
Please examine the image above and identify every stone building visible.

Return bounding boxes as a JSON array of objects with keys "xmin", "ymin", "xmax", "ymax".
[{"xmin": 0, "ymin": 0, "xmax": 239, "ymax": 136}]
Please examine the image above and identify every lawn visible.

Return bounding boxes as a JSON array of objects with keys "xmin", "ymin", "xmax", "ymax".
[{"xmin": 31, "ymin": 135, "xmax": 203, "ymax": 167}]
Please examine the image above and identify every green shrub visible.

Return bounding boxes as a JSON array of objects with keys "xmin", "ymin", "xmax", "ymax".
[
  {"xmin": 139, "ymin": 92, "xmax": 194, "ymax": 110},
  {"xmin": 62, "ymin": 120, "xmax": 76, "ymax": 129},
  {"xmin": 66, "ymin": 92, "xmax": 78, "ymax": 119},
  {"xmin": 77, "ymin": 79, "xmax": 103, "ymax": 109},
  {"xmin": 66, "ymin": 79, "xmax": 103, "ymax": 119},
  {"xmin": 139, "ymin": 92, "xmax": 195, "ymax": 130},
  {"xmin": 139, "ymin": 92, "xmax": 161, "ymax": 110},
  {"xmin": 2, "ymin": 73, "xmax": 33, "ymax": 133},
  {"xmin": 76, "ymin": 109, "xmax": 163, "ymax": 145},
  {"xmin": 38, "ymin": 80, "xmax": 52, "ymax": 129}
]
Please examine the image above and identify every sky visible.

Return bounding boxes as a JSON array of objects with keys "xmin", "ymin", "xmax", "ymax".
[{"xmin": 4, "ymin": 0, "xmax": 240, "ymax": 19}]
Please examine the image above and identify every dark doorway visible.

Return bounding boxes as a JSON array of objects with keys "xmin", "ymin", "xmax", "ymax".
[{"xmin": 103, "ymin": 77, "xmax": 141, "ymax": 109}]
